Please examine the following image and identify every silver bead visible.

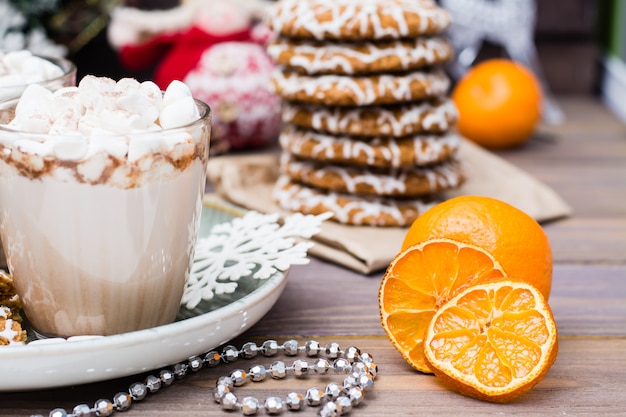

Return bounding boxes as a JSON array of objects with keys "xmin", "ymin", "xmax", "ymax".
[
  {"xmin": 249, "ymin": 364, "xmax": 267, "ymax": 382},
  {"xmin": 217, "ymin": 375, "xmax": 234, "ymax": 388},
  {"xmin": 305, "ymin": 387, "xmax": 324, "ymax": 406},
  {"xmin": 335, "ymin": 396, "xmax": 353, "ymax": 414},
  {"xmin": 351, "ymin": 361, "xmax": 367, "ymax": 375},
  {"xmin": 333, "ymin": 358, "xmax": 351, "ymax": 373},
  {"xmin": 112, "ymin": 392, "xmax": 132, "ymax": 411},
  {"xmin": 269, "ymin": 360, "xmax": 287, "ymax": 379},
  {"xmin": 213, "ymin": 384, "xmax": 230, "ymax": 403},
  {"xmin": 93, "ymin": 399, "xmax": 113, "ymax": 417},
  {"xmin": 49, "ymin": 408, "xmax": 67, "ymax": 417},
  {"xmin": 324, "ymin": 382, "xmax": 342, "ymax": 401},
  {"xmin": 173, "ymin": 362, "xmax": 188, "ymax": 379},
  {"xmin": 221, "ymin": 392, "xmax": 238, "ymax": 410},
  {"xmin": 313, "ymin": 358, "xmax": 331, "ymax": 375},
  {"xmin": 189, "ymin": 355, "xmax": 203, "ymax": 372},
  {"xmin": 241, "ymin": 342, "xmax": 259, "ymax": 359},
  {"xmin": 282, "ymin": 339, "xmax": 299, "ymax": 356},
  {"xmin": 305, "ymin": 340, "xmax": 321, "ymax": 356},
  {"xmin": 230, "ymin": 369, "xmax": 248, "ymax": 386},
  {"xmin": 343, "ymin": 373, "xmax": 358, "ymax": 389},
  {"xmin": 356, "ymin": 373, "xmax": 374, "ymax": 390},
  {"xmin": 284, "ymin": 392, "xmax": 304, "ymax": 410},
  {"xmin": 261, "ymin": 340, "xmax": 280, "ymax": 356},
  {"xmin": 347, "ymin": 387, "xmax": 365, "ymax": 405},
  {"xmin": 318, "ymin": 401, "xmax": 338, "ymax": 417},
  {"xmin": 264, "ymin": 396, "xmax": 283, "ymax": 414},
  {"xmin": 325, "ymin": 342, "xmax": 341, "ymax": 359},
  {"xmin": 344, "ymin": 346, "xmax": 361, "ymax": 363},
  {"xmin": 71, "ymin": 404, "xmax": 91, "ymax": 417},
  {"xmin": 241, "ymin": 397, "xmax": 260, "ymax": 415},
  {"xmin": 222, "ymin": 345, "xmax": 240, "ymax": 363},
  {"xmin": 145, "ymin": 375, "xmax": 161, "ymax": 393},
  {"xmin": 204, "ymin": 351, "xmax": 221, "ymax": 367},
  {"xmin": 160, "ymin": 369, "xmax": 175, "ymax": 386},
  {"xmin": 365, "ymin": 361, "xmax": 378, "ymax": 378},
  {"xmin": 359, "ymin": 352, "xmax": 374, "ymax": 364},
  {"xmin": 129, "ymin": 382, "xmax": 147, "ymax": 400},
  {"xmin": 292, "ymin": 359, "xmax": 309, "ymax": 377}
]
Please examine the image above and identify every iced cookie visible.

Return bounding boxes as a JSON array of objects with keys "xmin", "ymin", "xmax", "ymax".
[
  {"xmin": 270, "ymin": 68, "xmax": 450, "ymax": 106},
  {"xmin": 269, "ymin": 0, "xmax": 451, "ymax": 41},
  {"xmin": 0, "ymin": 271, "xmax": 25, "ymax": 345},
  {"xmin": 0, "ymin": 315, "xmax": 26, "ymax": 345},
  {"xmin": 281, "ymin": 98, "xmax": 457, "ymax": 137},
  {"xmin": 279, "ymin": 125, "xmax": 460, "ymax": 168},
  {"xmin": 267, "ymin": 36, "xmax": 453, "ymax": 75},
  {"xmin": 273, "ymin": 175, "xmax": 438, "ymax": 226},
  {"xmin": 280, "ymin": 152, "xmax": 464, "ymax": 197}
]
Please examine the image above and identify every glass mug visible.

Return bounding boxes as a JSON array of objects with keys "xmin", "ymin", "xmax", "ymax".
[{"xmin": 0, "ymin": 91, "xmax": 211, "ymax": 338}]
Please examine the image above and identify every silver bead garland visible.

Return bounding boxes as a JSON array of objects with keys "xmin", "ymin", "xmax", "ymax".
[{"xmin": 30, "ymin": 340, "xmax": 378, "ymax": 417}]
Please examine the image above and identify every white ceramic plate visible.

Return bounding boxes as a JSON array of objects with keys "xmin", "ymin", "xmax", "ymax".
[{"xmin": 0, "ymin": 200, "xmax": 288, "ymax": 391}]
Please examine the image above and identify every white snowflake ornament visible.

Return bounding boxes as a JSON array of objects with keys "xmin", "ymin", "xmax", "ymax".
[{"xmin": 181, "ymin": 210, "xmax": 331, "ymax": 310}]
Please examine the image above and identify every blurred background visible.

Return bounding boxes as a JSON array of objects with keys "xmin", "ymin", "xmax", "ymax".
[{"xmin": 2, "ymin": 0, "xmax": 624, "ymax": 143}]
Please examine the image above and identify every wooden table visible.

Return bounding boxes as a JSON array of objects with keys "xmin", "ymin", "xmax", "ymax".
[{"xmin": 2, "ymin": 96, "xmax": 625, "ymax": 416}]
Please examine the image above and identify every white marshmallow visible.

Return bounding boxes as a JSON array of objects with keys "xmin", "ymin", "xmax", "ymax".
[
  {"xmin": 162, "ymin": 80, "xmax": 193, "ymax": 107},
  {"xmin": 51, "ymin": 138, "xmax": 89, "ymax": 161},
  {"xmin": 78, "ymin": 75, "xmax": 116, "ymax": 110},
  {"xmin": 87, "ymin": 133, "xmax": 129, "ymax": 160},
  {"xmin": 14, "ymin": 83, "xmax": 55, "ymax": 118},
  {"xmin": 99, "ymin": 108, "xmax": 148, "ymax": 133},
  {"xmin": 128, "ymin": 136, "xmax": 162, "ymax": 162},
  {"xmin": 159, "ymin": 96, "xmax": 200, "ymax": 129},
  {"xmin": 115, "ymin": 90, "xmax": 159, "ymax": 126},
  {"xmin": 139, "ymin": 81, "xmax": 163, "ymax": 109}
]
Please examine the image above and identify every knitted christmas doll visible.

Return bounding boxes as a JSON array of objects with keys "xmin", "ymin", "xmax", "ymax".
[{"xmin": 108, "ymin": 0, "xmax": 281, "ymax": 153}]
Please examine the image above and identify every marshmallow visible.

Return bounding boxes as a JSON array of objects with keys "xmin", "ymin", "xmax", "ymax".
[
  {"xmin": 159, "ymin": 96, "xmax": 200, "ymax": 129},
  {"xmin": 115, "ymin": 90, "xmax": 159, "ymax": 127},
  {"xmin": 128, "ymin": 136, "xmax": 162, "ymax": 162},
  {"xmin": 162, "ymin": 80, "xmax": 193, "ymax": 107},
  {"xmin": 51, "ymin": 138, "xmax": 89, "ymax": 161}
]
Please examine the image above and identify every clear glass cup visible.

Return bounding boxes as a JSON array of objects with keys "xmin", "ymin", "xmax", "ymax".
[
  {"xmin": 0, "ymin": 98, "xmax": 211, "ymax": 338},
  {"xmin": 0, "ymin": 55, "xmax": 77, "ymax": 124}
]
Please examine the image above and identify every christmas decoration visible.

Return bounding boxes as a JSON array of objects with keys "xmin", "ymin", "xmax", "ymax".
[{"xmin": 108, "ymin": 0, "xmax": 282, "ymax": 153}]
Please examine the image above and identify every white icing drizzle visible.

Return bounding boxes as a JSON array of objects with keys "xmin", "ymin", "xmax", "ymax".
[
  {"xmin": 279, "ymin": 125, "xmax": 459, "ymax": 167},
  {"xmin": 271, "ymin": 68, "xmax": 450, "ymax": 106},
  {"xmin": 272, "ymin": 175, "xmax": 437, "ymax": 226},
  {"xmin": 267, "ymin": 37, "xmax": 452, "ymax": 75},
  {"xmin": 281, "ymin": 99, "xmax": 458, "ymax": 136},
  {"xmin": 0, "ymin": 305, "xmax": 9, "ymax": 319},
  {"xmin": 280, "ymin": 152, "xmax": 463, "ymax": 196},
  {"xmin": 269, "ymin": 0, "xmax": 451, "ymax": 40}
]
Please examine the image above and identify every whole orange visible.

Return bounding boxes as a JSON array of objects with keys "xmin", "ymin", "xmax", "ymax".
[
  {"xmin": 452, "ymin": 59, "xmax": 542, "ymax": 149},
  {"xmin": 401, "ymin": 195, "xmax": 552, "ymax": 299}
]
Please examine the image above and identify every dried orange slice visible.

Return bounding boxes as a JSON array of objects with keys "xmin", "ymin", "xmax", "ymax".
[
  {"xmin": 423, "ymin": 279, "xmax": 558, "ymax": 403},
  {"xmin": 378, "ymin": 238, "xmax": 506, "ymax": 373}
]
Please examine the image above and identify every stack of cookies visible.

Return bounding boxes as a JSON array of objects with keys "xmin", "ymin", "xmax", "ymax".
[{"xmin": 266, "ymin": 0, "xmax": 464, "ymax": 227}]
